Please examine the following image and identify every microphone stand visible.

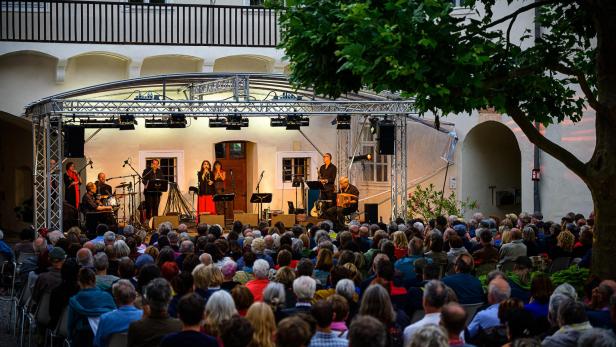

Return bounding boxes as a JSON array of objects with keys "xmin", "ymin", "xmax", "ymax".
[
  {"xmin": 255, "ymin": 171, "xmax": 264, "ymax": 221},
  {"xmin": 125, "ymin": 161, "xmax": 144, "ymax": 228}
]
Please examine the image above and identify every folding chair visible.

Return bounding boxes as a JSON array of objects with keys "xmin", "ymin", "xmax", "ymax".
[
  {"xmin": 46, "ymin": 306, "xmax": 71, "ymax": 347},
  {"xmin": 108, "ymin": 332, "xmax": 128, "ymax": 347}
]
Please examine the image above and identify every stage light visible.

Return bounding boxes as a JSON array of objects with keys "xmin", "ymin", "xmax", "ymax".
[
  {"xmin": 119, "ymin": 114, "xmax": 137, "ymax": 130},
  {"xmin": 209, "ymin": 117, "xmax": 227, "ymax": 128},
  {"xmin": 335, "ymin": 114, "xmax": 351, "ymax": 130},
  {"xmin": 285, "ymin": 115, "xmax": 309, "ymax": 130},
  {"xmin": 226, "ymin": 114, "xmax": 249, "ymax": 130},
  {"xmin": 273, "ymin": 92, "xmax": 303, "ymax": 101},
  {"xmin": 144, "ymin": 113, "xmax": 187, "ymax": 128},
  {"xmin": 270, "ymin": 116, "xmax": 286, "ymax": 127},
  {"xmin": 350, "ymin": 154, "xmax": 373, "ymax": 162},
  {"xmin": 79, "ymin": 119, "xmax": 119, "ymax": 128},
  {"xmin": 369, "ymin": 117, "xmax": 379, "ymax": 134}
]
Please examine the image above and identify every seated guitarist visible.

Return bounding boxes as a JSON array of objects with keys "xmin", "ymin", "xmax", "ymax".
[{"xmin": 325, "ymin": 176, "xmax": 359, "ymax": 231}]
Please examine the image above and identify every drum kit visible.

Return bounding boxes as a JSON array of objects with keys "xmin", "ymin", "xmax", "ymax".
[{"xmin": 97, "ymin": 181, "xmax": 138, "ymax": 226}]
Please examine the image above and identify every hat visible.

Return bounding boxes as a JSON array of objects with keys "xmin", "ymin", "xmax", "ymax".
[
  {"xmin": 135, "ymin": 254, "xmax": 154, "ymax": 269},
  {"xmin": 514, "ymin": 256, "xmax": 533, "ymax": 269},
  {"xmin": 453, "ymin": 224, "xmax": 467, "ymax": 237},
  {"xmin": 49, "ymin": 247, "xmax": 67, "ymax": 261}
]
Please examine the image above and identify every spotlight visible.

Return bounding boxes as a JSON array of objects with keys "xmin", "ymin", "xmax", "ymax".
[
  {"xmin": 285, "ymin": 115, "xmax": 309, "ymax": 130},
  {"xmin": 334, "ymin": 114, "xmax": 351, "ymax": 129},
  {"xmin": 119, "ymin": 114, "xmax": 137, "ymax": 130},
  {"xmin": 209, "ymin": 117, "xmax": 227, "ymax": 128},
  {"xmin": 350, "ymin": 154, "xmax": 373, "ymax": 162},
  {"xmin": 270, "ymin": 116, "xmax": 286, "ymax": 127},
  {"xmin": 226, "ymin": 114, "xmax": 249, "ymax": 130},
  {"xmin": 369, "ymin": 117, "xmax": 379, "ymax": 134},
  {"xmin": 80, "ymin": 118, "xmax": 119, "ymax": 128},
  {"xmin": 144, "ymin": 113, "xmax": 187, "ymax": 128}
]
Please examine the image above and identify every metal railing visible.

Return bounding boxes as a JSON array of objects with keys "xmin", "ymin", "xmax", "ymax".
[{"xmin": 0, "ymin": 0, "xmax": 280, "ymax": 46}]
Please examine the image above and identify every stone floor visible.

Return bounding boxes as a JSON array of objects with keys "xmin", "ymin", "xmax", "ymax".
[{"xmin": 0, "ymin": 298, "xmax": 19, "ymax": 347}]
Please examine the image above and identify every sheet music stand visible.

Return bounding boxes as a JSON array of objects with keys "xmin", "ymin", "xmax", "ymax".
[
  {"xmin": 213, "ymin": 193, "xmax": 235, "ymax": 225},
  {"xmin": 306, "ymin": 181, "xmax": 325, "ymax": 190},
  {"xmin": 250, "ymin": 193, "xmax": 273, "ymax": 223},
  {"xmin": 146, "ymin": 179, "xmax": 169, "ymax": 193}
]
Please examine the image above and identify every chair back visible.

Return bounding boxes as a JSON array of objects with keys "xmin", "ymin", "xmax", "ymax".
[
  {"xmin": 57, "ymin": 307, "xmax": 70, "ymax": 338},
  {"xmin": 461, "ymin": 302, "xmax": 484, "ymax": 326},
  {"xmin": 549, "ymin": 257, "xmax": 571, "ymax": 274},
  {"xmin": 108, "ymin": 332, "xmax": 128, "ymax": 347},
  {"xmin": 36, "ymin": 292, "xmax": 52, "ymax": 326}
]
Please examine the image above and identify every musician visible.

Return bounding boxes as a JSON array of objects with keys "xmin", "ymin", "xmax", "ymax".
[
  {"xmin": 197, "ymin": 160, "xmax": 216, "ymax": 219},
  {"xmin": 142, "ymin": 159, "xmax": 165, "ymax": 219},
  {"xmin": 318, "ymin": 153, "xmax": 337, "ymax": 206},
  {"xmin": 80, "ymin": 182, "xmax": 113, "ymax": 213},
  {"xmin": 325, "ymin": 177, "xmax": 359, "ymax": 230},
  {"xmin": 63, "ymin": 161, "xmax": 82, "ymax": 209},
  {"xmin": 95, "ymin": 172, "xmax": 113, "ymax": 197},
  {"xmin": 213, "ymin": 160, "xmax": 226, "ymax": 214}
]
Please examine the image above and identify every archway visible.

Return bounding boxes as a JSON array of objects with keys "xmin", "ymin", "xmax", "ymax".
[{"xmin": 461, "ymin": 121, "xmax": 521, "ymax": 218}]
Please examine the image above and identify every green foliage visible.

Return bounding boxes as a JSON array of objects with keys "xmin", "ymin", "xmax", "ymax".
[
  {"xmin": 277, "ymin": 0, "xmax": 595, "ymax": 126},
  {"xmin": 407, "ymin": 183, "xmax": 477, "ymax": 221},
  {"xmin": 479, "ymin": 266, "xmax": 589, "ymax": 297}
]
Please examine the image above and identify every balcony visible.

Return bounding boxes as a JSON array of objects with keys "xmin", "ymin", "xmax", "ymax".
[{"xmin": 0, "ymin": 0, "xmax": 280, "ymax": 47}]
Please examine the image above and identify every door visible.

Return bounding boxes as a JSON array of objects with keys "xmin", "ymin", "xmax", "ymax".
[{"xmin": 215, "ymin": 141, "xmax": 247, "ymax": 218}]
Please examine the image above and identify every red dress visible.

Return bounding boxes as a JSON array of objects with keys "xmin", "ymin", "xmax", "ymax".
[{"xmin": 197, "ymin": 171, "xmax": 216, "ymax": 222}]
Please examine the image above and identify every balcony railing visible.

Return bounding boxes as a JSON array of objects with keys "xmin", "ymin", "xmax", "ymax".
[{"xmin": 0, "ymin": 0, "xmax": 280, "ymax": 47}]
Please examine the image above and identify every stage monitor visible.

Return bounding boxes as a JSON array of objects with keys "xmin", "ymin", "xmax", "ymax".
[{"xmin": 64, "ymin": 126, "xmax": 85, "ymax": 158}]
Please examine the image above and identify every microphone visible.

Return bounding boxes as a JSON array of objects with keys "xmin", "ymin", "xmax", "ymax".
[
  {"xmin": 123, "ymin": 158, "xmax": 129, "ymax": 167},
  {"xmin": 230, "ymin": 169, "xmax": 233, "ymax": 176},
  {"xmin": 260, "ymin": 170, "xmax": 265, "ymax": 177},
  {"xmin": 89, "ymin": 161, "xmax": 93, "ymax": 169}
]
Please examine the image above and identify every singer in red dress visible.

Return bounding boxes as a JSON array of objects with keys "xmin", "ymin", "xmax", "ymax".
[
  {"xmin": 197, "ymin": 160, "xmax": 216, "ymax": 221},
  {"xmin": 212, "ymin": 160, "xmax": 226, "ymax": 215},
  {"xmin": 63, "ymin": 161, "xmax": 82, "ymax": 209}
]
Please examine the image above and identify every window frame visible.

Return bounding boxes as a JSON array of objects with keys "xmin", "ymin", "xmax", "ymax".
[
  {"xmin": 358, "ymin": 125, "xmax": 390, "ymax": 183},
  {"xmin": 139, "ymin": 150, "xmax": 185, "ymax": 191},
  {"xmin": 275, "ymin": 151, "xmax": 320, "ymax": 189},
  {"xmin": 282, "ymin": 157, "xmax": 311, "ymax": 183}
]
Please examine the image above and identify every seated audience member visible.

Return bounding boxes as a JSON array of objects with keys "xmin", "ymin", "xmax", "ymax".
[
  {"xmin": 525, "ymin": 274, "xmax": 554, "ymax": 319},
  {"xmin": 263, "ymin": 282, "xmax": 287, "ymax": 322},
  {"xmin": 168, "ymin": 271, "xmax": 194, "ymax": 318},
  {"xmin": 94, "ymin": 280, "xmax": 143, "ymax": 347},
  {"xmin": 472, "ymin": 229, "xmax": 499, "ymax": 265},
  {"xmin": 282, "ymin": 276, "xmax": 316, "ymax": 316},
  {"xmin": 403, "ymin": 280, "xmax": 448, "ymax": 346},
  {"xmin": 541, "ymin": 299, "xmax": 593, "ymax": 347},
  {"xmin": 309, "ymin": 300, "xmax": 348, "ymax": 347},
  {"xmin": 394, "ymin": 237, "xmax": 425, "ymax": 287},
  {"xmin": 586, "ymin": 280, "xmax": 616, "ymax": 328},
  {"xmin": 192, "ymin": 264, "xmax": 223, "ymax": 303},
  {"xmin": 328, "ymin": 294, "xmax": 350, "ymax": 336},
  {"xmin": 348, "ymin": 315, "xmax": 387, "ymax": 347},
  {"xmin": 246, "ymin": 259, "xmax": 271, "ymax": 301},
  {"xmin": 336, "ymin": 279, "xmax": 359, "ymax": 322},
  {"xmin": 220, "ymin": 316, "xmax": 255, "ymax": 347},
  {"xmin": 0, "ymin": 229, "xmax": 14, "ymax": 262},
  {"xmin": 360, "ymin": 284, "xmax": 410, "ymax": 347},
  {"xmin": 447, "ymin": 235, "xmax": 471, "ymax": 266},
  {"xmin": 232, "ymin": 285, "xmax": 255, "ymax": 316},
  {"xmin": 408, "ymin": 325, "xmax": 450, "ymax": 347},
  {"xmin": 127, "ymin": 278, "xmax": 182, "ymax": 347},
  {"xmin": 160, "ymin": 293, "xmax": 218, "ymax": 347},
  {"xmin": 204, "ymin": 290, "xmax": 238, "ymax": 337},
  {"xmin": 578, "ymin": 328, "xmax": 616, "ymax": 347},
  {"xmin": 276, "ymin": 316, "xmax": 313, "ymax": 347},
  {"xmin": 503, "ymin": 308, "xmax": 538, "ymax": 347},
  {"xmin": 507, "ymin": 256, "xmax": 533, "ymax": 303},
  {"xmin": 442, "ymin": 254, "xmax": 485, "ymax": 305},
  {"xmin": 246, "ymin": 302, "xmax": 277, "ymax": 347},
  {"xmin": 499, "ymin": 229, "xmax": 527, "ymax": 264},
  {"xmin": 94, "ymin": 253, "xmax": 119, "ymax": 293},
  {"xmin": 468, "ymin": 277, "xmax": 511, "ymax": 339},
  {"xmin": 441, "ymin": 303, "xmax": 475, "ymax": 347},
  {"xmin": 49, "ymin": 258, "xmax": 80, "ymax": 329},
  {"xmin": 32, "ymin": 247, "xmax": 66, "ymax": 303},
  {"xmin": 68, "ymin": 268, "xmax": 117, "ymax": 347}
]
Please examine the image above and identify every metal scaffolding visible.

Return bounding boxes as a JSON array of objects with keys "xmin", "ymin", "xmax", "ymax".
[{"xmin": 27, "ymin": 73, "xmax": 414, "ymax": 230}]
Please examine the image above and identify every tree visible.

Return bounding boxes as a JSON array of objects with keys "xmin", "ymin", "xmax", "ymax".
[
  {"xmin": 277, "ymin": 0, "xmax": 616, "ymax": 278},
  {"xmin": 408, "ymin": 183, "xmax": 478, "ymax": 221}
]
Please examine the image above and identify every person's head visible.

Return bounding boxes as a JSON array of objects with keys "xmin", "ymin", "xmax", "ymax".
[
  {"xmin": 503, "ymin": 308, "xmax": 535, "ymax": 342},
  {"xmin": 151, "ymin": 159, "xmax": 160, "ymax": 170},
  {"xmin": 205, "ymin": 290, "xmax": 238, "ymax": 336},
  {"xmin": 454, "ymin": 254, "xmax": 474, "ymax": 274},
  {"xmin": 66, "ymin": 161, "xmax": 75, "ymax": 172},
  {"xmin": 221, "ymin": 316, "xmax": 254, "ymax": 347},
  {"xmin": 409, "ymin": 325, "xmax": 449, "ymax": 347},
  {"xmin": 253, "ymin": 259, "xmax": 270, "ymax": 280},
  {"xmin": 315, "ymin": 248, "xmax": 333, "ymax": 271},
  {"xmin": 49, "ymin": 246, "xmax": 67, "ymax": 268},
  {"xmin": 118, "ymin": 257, "xmax": 135, "ymax": 279},
  {"xmin": 440, "ymin": 303, "xmax": 467, "ymax": 338},
  {"xmin": 293, "ymin": 276, "xmax": 316, "ymax": 302},
  {"xmin": 112, "ymin": 279, "xmax": 137, "ymax": 306},
  {"xmin": 339, "ymin": 176, "xmax": 350, "ymax": 190},
  {"xmin": 335, "ymin": 278, "xmax": 356, "ymax": 302},
  {"xmin": 423, "ymin": 280, "xmax": 448, "ymax": 311},
  {"xmin": 113, "ymin": 239, "xmax": 131, "ymax": 258},
  {"xmin": 160, "ymin": 261, "xmax": 180, "ymax": 282},
  {"xmin": 296, "ymin": 258, "xmax": 314, "ymax": 277},
  {"xmin": 86, "ymin": 182, "xmax": 97, "ymax": 194},
  {"xmin": 327, "ymin": 294, "xmax": 349, "ymax": 323},
  {"xmin": 77, "ymin": 247, "xmax": 94, "ymax": 268},
  {"xmin": 423, "ymin": 263, "xmax": 441, "ymax": 281},
  {"xmin": 497, "ymin": 297, "xmax": 525, "ymax": 323},
  {"xmin": 199, "ymin": 252, "xmax": 213, "ymax": 266},
  {"xmin": 323, "ymin": 153, "xmax": 332, "ymax": 165},
  {"xmin": 246, "ymin": 302, "xmax": 276, "ymax": 347},
  {"xmin": 78, "ymin": 267, "xmax": 96, "ymax": 289},
  {"xmin": 213, "ymin": 160, "xmax": 223, "ymax": 171},
  {"xmin": 276, "ymin": 316, "xmax": 312, "ymax": 347},
  {"xmin": 138, "ymin": 264, "xmax": 161, "ymax": 292},
  {"xmin": 530, "ymin": 273, "xmax": 554, "ymax": 304},
  {"xmin": 193, "ymin": 264, "xmax": 224, "ymax": 289},
  {"xmin": 348, "ymin": 315, "xmax": 386, "ymax": 347},
  {"xmin": 312, "ymin": 299, "xmax": 335, "ymax": 330},
  {"xmin": 232, "ymin": 285, "xmax": 255, "ymax": 314},
  {"xmin": 177, "ymin": 293, "xmax": 206, "ymax": 327},
  {"xmin": 263, "ymin": 282, "xmax": 286, "ymax": 311},
  {"xmin": 558, "ymin": 299, "xmax": 588, "ymax": 327},
  {"xmin": 93, "ymin": 252, "xmax": 109, "ymax": 273},
  {"xmin": 359, "ymin": 284, "xmax": 395, "ymax": 325},
  {"xmin": 275, "ymin": 266, "xmax": 296, "ymax": 289},
  {"xmin": 548, "ymin": 293, "xmax": 573, "ymax": 326},
  {"xmin": 488, "ymin": 277, "xmax": 511, "ymax": 305},
  {"xmin": 557, "ymin": 230, "xmax": 575, "ymax": 251},
  {"xmin": 201, "ymin": 160, "xmax": 212, "ymax": 172}
]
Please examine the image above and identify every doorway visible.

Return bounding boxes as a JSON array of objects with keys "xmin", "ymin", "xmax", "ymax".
[{"xmin": 215, "ymin": 141, "xmax": 248, "ymax": 218}]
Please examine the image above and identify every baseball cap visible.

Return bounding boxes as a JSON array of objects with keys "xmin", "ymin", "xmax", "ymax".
[{"xmin": 49, "ymin": 247, "xmax": 67, "ymax": 261}]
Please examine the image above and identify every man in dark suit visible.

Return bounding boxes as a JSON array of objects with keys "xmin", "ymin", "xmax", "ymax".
[
  {"xmin": 318, "ymin": 153, "xmax": 337, "ymax": 209},
  {"xmin": 95, "ymin": 172, "xmax": 113, "ymax": 197},
  {"xmin": 143, "ymin": 159, "xmax": 165, "ymax": 220}
]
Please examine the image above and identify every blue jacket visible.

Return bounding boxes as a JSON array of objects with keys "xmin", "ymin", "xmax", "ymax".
[
  {"xmin": 442, "ymin": 273, "xmax": 485, "ymax": 305},
  {"xmin": 68, "ymin": 288, "xmax": 116, "ymax": 340},
  {"xmin": 94, "ymin": 305, "xmax": 143, "ymax": 347}
]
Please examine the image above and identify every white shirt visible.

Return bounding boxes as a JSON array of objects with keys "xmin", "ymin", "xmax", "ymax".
[{"xmin": 403, "ymin": 312, "xmax": 441, "ymax": 347}]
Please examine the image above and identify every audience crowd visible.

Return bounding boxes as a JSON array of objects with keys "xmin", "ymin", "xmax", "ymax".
[{"xmin": 2, "ymin": 210, "xmax": 613, "ymax": 347}]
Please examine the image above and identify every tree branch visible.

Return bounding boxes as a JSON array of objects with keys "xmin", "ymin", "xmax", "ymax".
[
  {"xmin": 549, "ymin": 62, "xmax": 602, "ymax": 111},
  {"xmin": 506, "ymin": 101, "xmax": 587, "ymax": 178},
  {"xmin": 485, "ymin": 0, "xmax": 562, "ymax": 29}
]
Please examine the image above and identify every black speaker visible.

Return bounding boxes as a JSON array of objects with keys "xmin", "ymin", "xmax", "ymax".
[
  {"xmin": 365, "ymin": 203, "xmax": 378, "ymax": 224},
  {"xmin": 377, "ymin": 121, "xmax": 395, "ymax": 155},
  {"xmin": 64, "ymin": 126, "xmax": 85, "ymax": 158}
]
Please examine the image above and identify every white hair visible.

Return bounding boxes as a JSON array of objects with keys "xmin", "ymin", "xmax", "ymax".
[
  {"xmin": 263, "ymin": 282, "xmax": 286, "ymax": 307},
  {"xmin": 409, "ymin": 325, "xmax": 448, "ymax": 347},
  {"xmin": 293, "ymin": 276, "xmax": 316, "ymax": 301},
  {"xmin": 199, "ymin": 253, "xmax": 213, "ymax": 266},
  {"xmin": 253, "ymin": 259, "xmax": 270, "ymax": 279},
  {"xmin": 48, "ymin": 230, "xmax": 65, "ymax": 245},
  {"xmin": 335, "ymin": 279, "xmax": 356, "ymax": 299},
  {"xmin": 113, "ymin": 240, "xmax": 131, "ymax": 258},
  {"xmin": 205, "ymin": 290, "xmax": 237, "ymax": 323},
  {"xmin": 103, "ymin": 231, "xmax": 116, "ymax": 243}
]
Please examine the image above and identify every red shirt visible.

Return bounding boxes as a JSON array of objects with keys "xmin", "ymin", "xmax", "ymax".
[{"xmin": 246, "ymin": 278, "xmax": 270, "ymax": 301}]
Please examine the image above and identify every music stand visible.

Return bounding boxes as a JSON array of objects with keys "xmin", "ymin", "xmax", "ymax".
[
  {"xmin": 250, "ymin": 193, "xmax": 273, "ymax": 223},
  {"xmin": 306, "ymin": 180, "xmax": 325, "ymax": 190},
  {"xmin": 146, "ymin": 179, "xmax": 169, "ymax": 193},
  {"xmin": 213, "ymin": 193, "xmax": 235, "ymax": 225}
]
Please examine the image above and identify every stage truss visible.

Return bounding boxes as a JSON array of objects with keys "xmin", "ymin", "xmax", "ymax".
[{"xmin": 27, "ymin": 73, "xmax": 416, "ymax": 231}]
